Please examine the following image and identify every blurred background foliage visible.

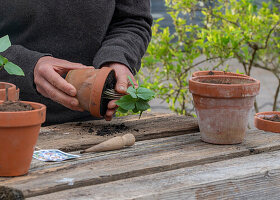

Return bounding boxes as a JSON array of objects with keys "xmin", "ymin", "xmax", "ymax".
[{"xmin": 137, "ymin": 0, "xmax": 280, "ymax": 116}]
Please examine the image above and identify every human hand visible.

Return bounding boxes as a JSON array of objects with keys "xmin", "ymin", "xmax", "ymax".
[
  {"xmin": 104, "ymin": 63, "xmax": 137, "ymax": 121},
  {"xmin": 34, "ymin": 56, "xmax": 91, "ymax": 111}
]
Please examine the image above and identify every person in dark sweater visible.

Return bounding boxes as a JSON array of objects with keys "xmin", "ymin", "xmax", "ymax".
[{"xmin": 0, "ymin": 1, "xmax": 153, "ymax": 125}]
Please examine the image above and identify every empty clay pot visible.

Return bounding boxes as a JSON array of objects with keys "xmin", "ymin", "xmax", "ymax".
[
  {"xmin": 192, "ymin": 70, "xmax": 248, "ymax": 78},
  {"xmin": 65, "ymin": 67, "xmax": 116, "ymax": 118},
  {"xmin": 0, "ymin": 101, "xmax": 46, "ymax": 176},
  {"xmin": 189, "ymin": 75, "xmax": 260, "ymax": 144},
  {"xmin": 0, "ymin": 82, "xmax": 19, "ymax": 101},
  {"xmin": 254, "ymin": 111, "xmax": 280, "ymax": 133}
]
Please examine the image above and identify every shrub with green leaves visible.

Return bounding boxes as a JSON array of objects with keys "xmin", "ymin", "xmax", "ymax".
[
  {"xmin": 0, "ymin": 35, "xmax": 24, "ymax": 76},
  {"xmin": 116, "ymin": 76, "xmax": 155, "ymax": 118}
]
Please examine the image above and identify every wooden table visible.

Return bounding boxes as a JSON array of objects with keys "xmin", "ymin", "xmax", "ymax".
[{"xmin": 1, "ymin": 113, "xmax": 280, "ymax": 199}]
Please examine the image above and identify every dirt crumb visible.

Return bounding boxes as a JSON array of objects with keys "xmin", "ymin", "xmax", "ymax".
[{"xmin": 88, "ymin": 127, "xmax": 94, "ymax": 133}]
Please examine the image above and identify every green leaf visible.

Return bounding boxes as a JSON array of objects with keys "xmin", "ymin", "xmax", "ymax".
[
  {"xmin": 0, "ymin": 56, "xmax": 5, "ymax": 66},
  {"xmin": 135, "ymin": 100, "xmax": 150, "ymax": 111},
  {"xmin": 127, "ymin": 86, "xmax": 137, "ymax": 98},
  {"xmin": 115, "ymin": 95, "xmax": 136, "ymax": 111},
  {"xmin": 136, "ymin": 87, "xmax": 155, "ymax": 100},
  {"xmin": 128, "ymin": 76, "xmax": 135, "ymax": 88},
  {"xmin": 117, "ymin": 107, "xmax": 128, "ymax": 113},
  {"xmin": 0, "ymin": 35, "xmax": 11, "ymax": 52},
  {"xmin": 4, "ymin": 62, "xmax": 25, "ymax": 76}
]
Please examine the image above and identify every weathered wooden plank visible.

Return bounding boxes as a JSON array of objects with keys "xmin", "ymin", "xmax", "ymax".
[
  {"xmin": 38, "ymin": 113, "xmax": 198, "ymax": 151},
  {"xmin": 28, "ymin": 150, "xmax": 280, "ymax": 200},
  {"xmin": 2, "ymin": 129, "xmax": 280, "ymax": 198}
]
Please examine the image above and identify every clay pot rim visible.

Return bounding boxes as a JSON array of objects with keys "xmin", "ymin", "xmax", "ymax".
[
  {"xmin": 190, "ymin": 75, "xmax": 259, "ymax": 86},
  {"xmin": 89, "ymin": 67, "xmax": 114, "ymax": 118},
  {"xmin": 0, "ymin": 82, "xmax": 16, "ymax": 89},
  {"xmin": 0, "ymin": 101, "xmax": 46, "ymax": 127},
  {"xmin": 189, "ymin": 75, "xmax": 260, "ymax": 98},
  {"xmin": 192, "ymin": 71, "xmax": 249, "ymax": 78},
  {"xmin": 255, "ymin": 111, "xmax": 280, "ymax": 124}
]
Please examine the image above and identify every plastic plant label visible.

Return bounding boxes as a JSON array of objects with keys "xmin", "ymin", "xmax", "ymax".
[{"xmin": 33, "ymin": 149, "xmax": 80, "ymax": 162}]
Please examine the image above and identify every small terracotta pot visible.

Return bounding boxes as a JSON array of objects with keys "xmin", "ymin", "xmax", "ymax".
[
  {"xmin": 0, "ymin": 101, "xmax": 46, "ymax": 176},
  {"xmin": 0, "ymin": 82, "xmax": 19, "ymax": 101},
  {"xmin": 65, "ymin": 67, "xmax": 116, "ymax": 118},
  {"xmin": 189, "ymin": 75, "xmax": 260, "ymax": 144},
  {"xmin": 192, "ymin": 70, "xmax": 249, "ymax": 78},
  {"xmin": 254, "ymin": 111, "xmax": 280, "ymax": 133}
]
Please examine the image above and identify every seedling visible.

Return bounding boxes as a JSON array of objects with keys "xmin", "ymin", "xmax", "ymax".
[
  {"xmin": 0, "ymin": 35, "xmax": 24, "ymax": 76},
  {"xmin": 103, "ymin": 76, "xmax": 155, "ymax": 118}
]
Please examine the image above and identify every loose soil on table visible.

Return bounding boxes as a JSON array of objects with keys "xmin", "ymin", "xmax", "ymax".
[
  {"xmin": 96, "ymin": 123, "xmax": 129, "ymax": 136},
  {"xmin": 0, "ymin": 101, "xmax": 33, "ymax": 112},
  {"xmin": 100, "ymin": 70, "xmax": 117, "ymax": 116},
  {"xmin": 263, "ymin": 115, "xmax": 280, "ymax": 122}
]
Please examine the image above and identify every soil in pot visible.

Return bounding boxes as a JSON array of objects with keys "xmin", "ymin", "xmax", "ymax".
[
  {"xmin": 263, "ymin": 115, "xmax": 280, "ymax": 122},
  {"xmin": 192, "ymin": 70, "xmax": 249, "ymax": 78},
  {"xmin": 0, "ymin": 101, "xmax": 33, "ymax": 112},
  {"xmin": 200, "ymin": 77, "xmax": 255, "ymax": 85}
]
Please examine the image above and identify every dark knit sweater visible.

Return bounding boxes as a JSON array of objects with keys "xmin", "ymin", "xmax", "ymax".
[{"xmin": 0, "ymin": 0, "xmax": 152, "ymax": 125}]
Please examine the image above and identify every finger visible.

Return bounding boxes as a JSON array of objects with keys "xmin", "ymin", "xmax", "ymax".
[
  {"xmin": 114, "ymin": 73, "xmax": 129, "ymax": 94},
  {"xmin": 37, "ymin": 78, "xmax": 83, "ymax": 111},
  {"xmin": 42, "ymin": 67, "xmax": 77, "ymax": 96},
  {"xmin": 104, "ymin": 115, "xmax": 112, "ymax": 121},
  {"xmin": 105, "ymin": 108, "xmax": 117, "ymax": 121},
  {"xmin": 107, "ymin": 100, "xmax": 118, "ymax": 109}
]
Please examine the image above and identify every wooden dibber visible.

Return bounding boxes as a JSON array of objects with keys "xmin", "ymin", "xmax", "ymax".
[{"xmin": 80, "ymin": 133, "xmax": 135, "ymax": 154}]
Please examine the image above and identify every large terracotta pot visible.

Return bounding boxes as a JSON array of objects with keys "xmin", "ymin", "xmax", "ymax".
[
  {"xmin": 0, "ymin": 82, "xmax": 19, "ymax": 101},
  {"xmin": 0, "ymin": 101, "xmax": 46, "ymax": 176},
  {"xmin": 254, "ymin": 111, "xmax": 280, "ymax": 133},
  {"xmin": 189, "ymin": 75, "xmax": 260, "ymax": 144},
  {"xmin": 192, "ymin": 70, "xmax": 248, "ymax": 78},
  {"xmin": 65, "ymin": 67, "xmax": 116, "ymax": 118}
]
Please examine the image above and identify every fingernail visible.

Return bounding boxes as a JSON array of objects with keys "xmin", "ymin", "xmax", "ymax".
[
  {"xmin": 71, "ymin": 100, "xmax": 78, "ymax": 106},
  {"xmin": 70, "ymin": 89, "xmax": 76, "ymax": 96},
  {"xmin": 119, "ymin": 86, "xmax": 126, "ymax": 92}
]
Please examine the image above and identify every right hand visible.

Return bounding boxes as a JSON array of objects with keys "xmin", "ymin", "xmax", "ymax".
[{"xmin": 34, "ymin": 56, "xmax": 91, "ymax": 111}]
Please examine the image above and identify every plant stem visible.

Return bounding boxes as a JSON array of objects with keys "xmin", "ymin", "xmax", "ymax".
[
  {"xmin": 254, "ymin": 100, "xmax": 259, "ymax": 114},
  {"xmin": 273, "ymin": 78, "xmax": 280, "ymax": 111}
]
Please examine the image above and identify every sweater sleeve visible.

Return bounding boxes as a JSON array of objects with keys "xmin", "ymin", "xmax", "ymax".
[
  {"xmin": 92, "ymin": 0, "xmax": 153, "ymax": 75},
  {"xmin": 0, "ymin": 45, "xmax": 51, "ymax": 98}
]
